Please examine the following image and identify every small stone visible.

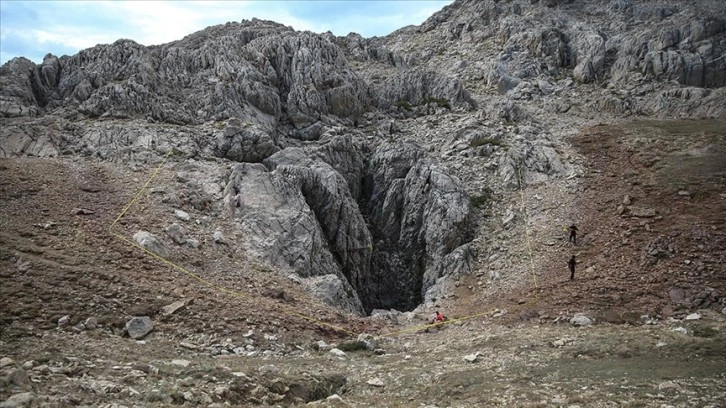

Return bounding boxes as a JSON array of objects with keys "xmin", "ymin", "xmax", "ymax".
[
  {"xmin": 125, "ymin": 316, "xmax": 153, "ymax": 339},
  {"xmin": 185, "ymin": 239, "xmax": 200, "ymax": 249},
  {"xmin": 179, "ymin": 342, "xmax": 198, "ymax": 350},
  {"xmin": 171, "ymin": 359, "xmax": 191, "ymax": 367},
  {"xmin": 684, "ymin": 313, "xmax": 701, "ymax": 320},
  {"xmin": 721, "ymin": 307, "xmax": 726, "ymax": 315},
  {"xmin": 357, "ymin": 333, "xmax": 378, "ymax": 350},
  {"xmin": 161, "ymin": 299, "xmax": 189, "ymax": 315},
  {"xmin": 671, "ymin": 326, "xmax": 688, "ymax": 335},
  {"xmin": 20, "ymin": 361, "xmax": 34, "ymax": 370},
  {"xmin": 569, "ymin": 314, "xmax": 593, "ymax": 326},
  {"xmin": 0, "ymin": 392, "xmax": 34, "ymax": 408},
  {"xmin": 258, "ymin": 365, "xmax": 278, "ymax": 374},
  {"xmin": 326, "ymin": 394, "xmax": 345, "ymax": 402},
  {"xmin": 552, "ymin": 339, "xmax": 566, "ymax": 347},
  {"xmin": 677, "ymin": 191, "xmax": 690, "ymax": 196},
  {"xmin": 174, "ymin": 210, "xmax": 190, "ymax": 221},
  {"xmin": 616, "ymin": 205, "xmax": 626, "ymax": 215},
  {"xmin": 165, "ymin": 223, "xmax": 187, "ymax": 245},
  {"xmin": 463, "ymin": 352, "xmax": 479, "ymax": 363},
  {"xmin": 57, "ymin": 315, "xmax": 70, "ymax": 327},
  {"xmin": 502, "ymin": 210, "xmax": 515, "ymax": 226},
  {"xmin": 658, "ymin": 381, "xmax": 682, "ymax": 391},
  {"xmin": 630, "ymin": 207, "xmax": 656, "ymax": 218},
  {"xmin": 133, "ymin": 230, "xmax": 169, "ymax": 258},
  {"xmin": 7, "ymin": 368, "xmax": 30, "ymax": 388},
  {"xmin": 213, "ymin": 230, "xmax": 228, "ymax": 245},
  {"xmin": 90, "ymin": 380, "xmax": 121, "ymax": 394},
  {"xmin": 366, "ymin": 378, "xmax": 385, "ymax": 387},
  {"xmin": 0, "ymin": 357, "xmax": 14, "ymax": 368},
  {"xmin": 32, "ymin": 365, "xmax": 49, "ymax": 373},
  {"xmin": 329, "ymin": 348, "xmax": 347, "ymax": 358},
  {"xmin": 622, "ymin": 195, "xmax": 632, "ymax": 205},
  {"xmin": 84, "ymin": 317, "xmax": 98, "ymax": 330}
]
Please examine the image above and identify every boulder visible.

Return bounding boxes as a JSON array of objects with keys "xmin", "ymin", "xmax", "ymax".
[
  {"xmin": 132, "ymin": 231, "xmax": 169, "ymax": 259},
  {"xmin": 125, "ymin": 316, "xmax": 154, "ymax": 339},
  {"xmin": 569, "ymin": 313, "xmax": 593, "ymax": 326}
]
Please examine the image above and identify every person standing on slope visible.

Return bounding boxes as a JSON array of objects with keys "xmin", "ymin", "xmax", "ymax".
[{"xmin": 568, "ymin": 224, "xmax": 578, "ymax": 245}]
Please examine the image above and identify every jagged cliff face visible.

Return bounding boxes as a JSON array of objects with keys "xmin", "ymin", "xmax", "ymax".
[{"xmin": 1, "ymin": 1, "xmax": 724, "ymax": 314}]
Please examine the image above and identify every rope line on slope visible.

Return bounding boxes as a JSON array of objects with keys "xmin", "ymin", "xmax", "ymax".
[
  {"xmin": 518, "ymin": 166, "xmax": 539, "ymax": 297},
  {"xmin": 107, "ymin": 149, "xmax": 357, "ymax": 337},
  {"xmin": 108, "ymin": 147, "xmax": 537, "ymax": 339},
  {"xmin": 110, "ymin": 149, "xmax": 173, "ymax": 229}
]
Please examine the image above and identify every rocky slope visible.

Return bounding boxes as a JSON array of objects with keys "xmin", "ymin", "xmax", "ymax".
[{"xmin": 1, "ymin": 1, "xmax": 726, "ymax": 405}]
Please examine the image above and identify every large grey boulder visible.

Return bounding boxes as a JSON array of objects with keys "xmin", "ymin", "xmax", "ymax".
[
  {"xmin": 132, "ymin": 231, "xmax": 169, "ymax": 259},
  {"xmin": 498, "ymin": 138, "xmax": 573, "ymax": 187},
  {"xmin": 125, "ymin": 316, "xmax": 154, "ymax": 339},
  {"xmin": 301, "ymin": 274, "xmax": 365, "ymax": 315},
  {"xmin": 215, "ymin": 119, "xmax": 280, "ymax": 163}
]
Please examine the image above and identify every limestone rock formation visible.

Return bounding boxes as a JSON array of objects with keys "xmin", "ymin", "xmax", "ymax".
[{"xmin": 1, "ymin": 0, "xmax": 723, "ymax": 316}]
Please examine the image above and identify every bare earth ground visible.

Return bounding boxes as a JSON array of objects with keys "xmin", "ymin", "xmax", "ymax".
[{"xmin": 1, "ymin": 120, "xmax": 725, "ymax": 407}]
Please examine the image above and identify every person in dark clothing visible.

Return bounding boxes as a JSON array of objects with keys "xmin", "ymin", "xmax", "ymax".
[
  {"xmin": 568, "ymin": 224, "xmax": 578, "ymax": 245},
  {"xmin": 568, "ymin": 255, "xmax": 576, "ymax": 280}
]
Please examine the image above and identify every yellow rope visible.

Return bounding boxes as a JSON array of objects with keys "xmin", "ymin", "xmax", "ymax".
[
  {"xmin": 110, "ymin": 149, "xmax": 173, "ymax": 229},
  {"xmin": 107, "ymin": 148, "xmax": 541, "ymax": 339},
  {"xmin": 107, "ymin": 149, "xmax": 357, "ymax": 337},
  {"xmin": 109, "ymin": 231, "xmax": 358, "ymax": 336},
  {"xmin": 517, "ymin": 166, "xmax": 539, "ymax": 296}
]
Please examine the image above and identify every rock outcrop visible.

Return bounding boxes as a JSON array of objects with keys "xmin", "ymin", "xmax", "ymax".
[{"xmin": 1, "ymin": 0, "xmax": 723, "ymax": 316}]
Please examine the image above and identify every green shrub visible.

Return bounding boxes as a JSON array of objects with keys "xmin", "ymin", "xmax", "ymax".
[
  {"xmin": 394, "ymin": 99, "xmax": 413, "ymax": 111},
  {"xmin": 336, "ymin": 341, "xmax": 368, "ymax": 352},
  {"xmin": 421, "ymin": 96, "xmax": 451, "ymax": 109},
  {"xmin": 470, "ymin": 188, "xmax": 494, "ymax": 209}
]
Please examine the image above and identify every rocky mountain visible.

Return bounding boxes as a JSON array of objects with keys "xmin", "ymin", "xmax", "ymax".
[
  {"xmin": 2, "ymin": 1, "xmax": 726, "ymax": 406},
  {"xmin": 1, "ymin": 0, "xmax": 724, "ymax": 318}
]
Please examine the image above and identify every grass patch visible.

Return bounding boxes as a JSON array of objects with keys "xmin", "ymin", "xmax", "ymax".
[
  {"xmin": 336, "ymin": 341, "xmax": 368, "ymax": 352},
  {"xmin": 394, "ymin": 99, "xmax": 413, "ymax": 111},
  {"xmin": 421, "ymin": 96, "xmax": 451, "ymax": 109},
  {"xmin": 470, "ymin": 187, "xmax": 494, "ymax": 209},
  {"xmin": 692, "ymin": 325, "xmax": 719, "ymax": 338}
]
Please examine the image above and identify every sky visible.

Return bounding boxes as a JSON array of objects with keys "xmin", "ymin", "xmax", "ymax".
[{"xmin": 0, "ymin": 0, "xmax": 454, "ymax": 65}]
